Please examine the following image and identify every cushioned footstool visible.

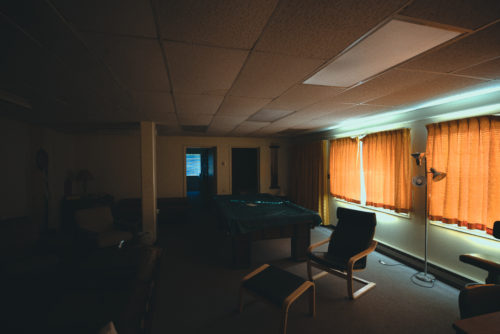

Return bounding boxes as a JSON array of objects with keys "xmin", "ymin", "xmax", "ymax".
[{"xmin": 239, "ymin": 264, "xmax": 315, "ymax": 334}]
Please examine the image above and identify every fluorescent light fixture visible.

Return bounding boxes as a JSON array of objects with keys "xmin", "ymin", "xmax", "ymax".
[{"xmin": 304, "ymin": 19, "xmax": 461, "ymax": 87}]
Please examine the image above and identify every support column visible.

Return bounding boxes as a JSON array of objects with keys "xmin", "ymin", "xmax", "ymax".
[{"xmin": 140, "ymin": 121, "xmax": 157, "ymax": 244}]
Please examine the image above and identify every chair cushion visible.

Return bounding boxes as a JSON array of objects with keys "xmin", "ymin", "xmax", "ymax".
[
  {"xmin": 459, "ymin": 284, "xmax": 500, "ymax": 319},
  {"xmin": 308, "ymin": 251, "xmax": 366, "ymax": 271},
  {"xmin": 242, "ymin": 265, "xmax": 306, "ymax": 306},
  {"xmin": 327, "ymin": 207, "xmax": 376, "ymax": 262}
]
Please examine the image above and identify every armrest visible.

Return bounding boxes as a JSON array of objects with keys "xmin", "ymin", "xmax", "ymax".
[
  {"xmin": 307, "ymin": 238, "xmax": 331, "ymax": 253},
  {"xmin": 347, "ymin": 240, "xmax": 378, "ymax": 268},
  {"xmin": 460, "ymin": 253, "xmax": 500, "ymax": 272}
]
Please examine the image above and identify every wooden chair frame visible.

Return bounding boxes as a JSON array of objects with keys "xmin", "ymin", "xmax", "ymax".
[
  {"xmin": 307, "ymin": 239, "xmax": 378, "ymax": 300},
  {"xmin": 239, "ymin": 264, "xmax": 315, "ymax": 334}
]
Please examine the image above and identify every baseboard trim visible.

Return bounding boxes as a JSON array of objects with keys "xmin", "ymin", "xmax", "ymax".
[
  {"xmin": 375, "ymin": 242, "xmax": 474, "ymax": 290},
  {"xmin": 320, "ymin": 224, "xmax": 474, "ymax": 289}
]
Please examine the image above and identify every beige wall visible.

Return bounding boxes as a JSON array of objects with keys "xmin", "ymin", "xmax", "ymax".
[
  {"xmin": 73, "ymin": 133, "xmax": 141, "ymax": 200},
  {"xmin": 0, "ymin": 118, "xmax": 74, "ymax": 228},
  {"xmin": 328, "ymin": 118, "xmax": 500, "ymax": 283},
  {"xmin": 38, "ymin": 127, "xmax": 75, "ymax": 229},
  {"xmin": 157, "ymin": 136, "xmax": 290, "ymax": 198},
  {"xmin": 1, "ymin": 119, "xmax": 30, "ymax": 219}
]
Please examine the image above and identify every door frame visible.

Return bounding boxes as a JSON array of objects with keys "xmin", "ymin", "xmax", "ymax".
[{"xmin": 183, "ymin": 146, "xmax": 217, "ymax": 197}]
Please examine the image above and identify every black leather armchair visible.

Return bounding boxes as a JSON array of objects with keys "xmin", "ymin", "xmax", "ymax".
[
  {"xmin": 457, "ymin": 221, "xmax": 500, "ymax": 320},
  {"xmin": 459, "ymin": 221, "xmax": 500, "ymax": 284},
  {"xmin": 307, "ymin": 207, "xmax": 377, "ymax": 299}
]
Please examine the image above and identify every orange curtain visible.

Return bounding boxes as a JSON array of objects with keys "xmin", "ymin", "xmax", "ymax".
[
  {"xmin": 289, "ymin": 140, "xmax": 330, "ymax": 224},
  {"xmin": 426, "ymin": 116, "xmax": 500, "ymax": 235},
  {"xmin": 362, "ymin": 129, "xmax": 412, "ymax": 213},
  {"xmin": 329, "ymin": 137, "xmax": 360, "ymax": 203}
]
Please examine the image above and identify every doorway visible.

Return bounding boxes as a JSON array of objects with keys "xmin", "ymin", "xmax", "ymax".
[
  {"xmin": 186, "ymin": 147, "xmax": 217, "ymax": 206},
  {"xmin": 231, "ymin": 148, "xmax": 259, "ymax": 195}
]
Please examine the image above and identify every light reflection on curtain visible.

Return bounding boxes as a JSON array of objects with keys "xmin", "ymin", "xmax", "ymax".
[
  {"xmin": 289, "ymin": 140, "xmax": 330, "ymax": 225},
  {"xmin": 329, "ymin": 137, "xmax": 361, "ymax": 203},
  {"xmin": 362, "ymin": 129, "xmax": 411, "ymax": 213},
  {"xmin": 426, "ymin": 116, "xmax": 500, "ymax": 235}
]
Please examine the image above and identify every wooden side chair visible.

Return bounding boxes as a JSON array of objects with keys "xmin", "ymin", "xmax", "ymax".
[{"xmin": 307, "ymin": 207, "xmax": 377, "ymax": 299}]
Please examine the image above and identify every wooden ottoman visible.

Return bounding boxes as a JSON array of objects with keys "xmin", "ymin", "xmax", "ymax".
[{"xmin": 239, "ymin": 264, "xmax": 315, "ymax": 334}]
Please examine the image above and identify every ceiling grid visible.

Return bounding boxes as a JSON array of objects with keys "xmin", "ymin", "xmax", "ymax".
[{"xmin": 0, "ymin": 0, "xmax": 499, "ymax": 136}]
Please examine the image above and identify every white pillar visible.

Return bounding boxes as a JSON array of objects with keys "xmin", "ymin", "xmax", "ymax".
[{"xmin": 140, "ymin": 121, "xmax": 157, "ymax": 244}]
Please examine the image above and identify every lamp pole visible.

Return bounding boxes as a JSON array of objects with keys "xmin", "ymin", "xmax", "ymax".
[{"xmin": 415, "ymin": 155, "xmax": 435, "ymax": 283}]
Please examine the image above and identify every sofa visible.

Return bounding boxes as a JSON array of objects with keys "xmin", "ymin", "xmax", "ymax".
[{"xmin": 1, "ymin": 216, "xmax": 162, "ymax": 333}]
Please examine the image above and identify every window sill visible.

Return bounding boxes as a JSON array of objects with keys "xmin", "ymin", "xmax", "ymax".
[
  {"xmin": 429, "ymin": 221, "xmax": 499, "ymax": 242},
  {"xmin": 333, "ymin": 198, "xmax": 411, "ymax": 220}
]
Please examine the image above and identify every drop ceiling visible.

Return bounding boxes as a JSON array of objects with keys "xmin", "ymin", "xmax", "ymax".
[{"xmin": 1, "ymin": 0, "xmax": 499, "ymax": 137}]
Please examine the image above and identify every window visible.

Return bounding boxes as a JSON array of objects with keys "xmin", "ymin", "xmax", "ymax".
[
  {"xmin": 186, "ymin": 154, "xmax": 201, "ymax": 176},
  {"xmin": 426, "ymin": 116, "xmax": 499, "ymax": 235},
  {"xmin": 330, "ymin": 129, "xmax": 411, "ymax": 215}
]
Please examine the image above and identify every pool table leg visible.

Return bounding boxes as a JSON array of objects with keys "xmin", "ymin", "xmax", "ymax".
[{"xmin": 291, "ymin": 223, "xmax": 310, "ymax": 261}]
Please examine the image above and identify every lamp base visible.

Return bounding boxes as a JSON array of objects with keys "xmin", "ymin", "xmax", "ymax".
[{"xmin": 415, "ymin": 272, "xmax": 435, "ymax": 283}]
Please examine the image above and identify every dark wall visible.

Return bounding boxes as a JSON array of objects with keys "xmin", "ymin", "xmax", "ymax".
[{"xmin": 231, "ymin": 148, "xmax": 259, "ymax": 195}]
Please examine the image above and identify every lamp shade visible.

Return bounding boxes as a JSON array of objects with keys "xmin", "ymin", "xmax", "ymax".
[{"xmin": 429, "ymin": 168, "xmax": 446, "ymax": 181}]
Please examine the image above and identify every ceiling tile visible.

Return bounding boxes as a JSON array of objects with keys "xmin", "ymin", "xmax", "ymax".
[
  {"xmin": 175, "ymin": 93, "xmax": 224, "ymax": 115},
  {"xmin": 2, "ymin": 1, "xmax": 91, "ymax": 66},
  {"xmin": 231, "ymin": 121, "xmax": 271, "ymax": 135},
  {"xmin": 370, "ymin": 75, "xmax": 486, "ymax": 106},
  {"xmin": 290, "ymin": 120, "xmax": 325, "ymax": 129},
  {"xmin": 300, "ymin": 109, "xmax": 366, "ymax": 129},
  {"xmin": 327, "ymin": 69, "xmax": 440, "ymax": 104},
  {"xmin": 401, "ymin": 0, "xmax": 500, "ymax": 30},
  {"xmin": 0, "ymin": 15, "xmax": 42, "ymax": 92},
  {"xmin": 296, "ymin": 105, "xmax": 364, "ymax": 128},
  {"xmin": 52, "ymin": 0, "xmax": 157, "ymax": 37},
  {"xmin": 230, "ymin": 51, "xmax": 324, "ymax": 98},
  {"xmin": 143, "ymin": 111, "xmax": 178, "ymax": 124},
  {"xmin": 178, "ymin": 114, "xmax": 213, "ymax": 126},
  {"xmin": 165, "ymin": 42, "xmax": 248, "ymax": 94},
  {"xmin": 207, "ymin": 115, "xmax": 247, "ymax": 134},
  {"xmin": 255, "ymin": 0, "xmax": 409, "ymax": 59},
  {"xmin": 345, "ymin": 104, "xmax": 391, "ymax": 115},
  {"xmin": 210, "ymin": 115, "xmax": 247, "ymax": 127},
  {"xmin": 159, "ymin": 0, "xmax": 278, "ymax": 49},
  {"xmin": 270, "ymin": 113, "xmax": 313, "ymax": 127},
  {"xmin": 265, "ymin": 84, "xmax": 344, "ymax": 111},
  {"xmin": 83, "ymin": 33, "xmax": 170, "ymax": 91},
  {"xmin": 206, "ymin": 128, "xmax": 231, "ymax": 136},
  {"xmin": 217, "ymin": 96, "xmax": 272, "ymax": 116},
  {"xmin": 252, "ymin": 125, "xmax": 288, "ymax": 136},
  {"xmin": 132, "ymin": 91, "xmax": 175, "ymax": 114},
  {"xmin": 299, "ymin": 100, "xmax": 356, "ymax": 118},
  {"xmin": 456, "ymin": 57, "xmax": 500, "ymax": 80},
  {"xmin": 400, "ymin": 22, "xmax": 500, "ymax": 73},
  {"xmin": 247, "ymin": 109, "xmax": 294, "ymax": 122}
]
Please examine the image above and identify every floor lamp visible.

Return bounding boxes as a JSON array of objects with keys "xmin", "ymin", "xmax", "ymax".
[{"xmin": 411, "ymin": 152, "xmax": 447, "ymax": 283}]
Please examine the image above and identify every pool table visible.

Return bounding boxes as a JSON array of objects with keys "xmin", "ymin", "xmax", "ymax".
[{"xmin": 213, "ymin": 194, "xmax": 322, "ymax": 268}]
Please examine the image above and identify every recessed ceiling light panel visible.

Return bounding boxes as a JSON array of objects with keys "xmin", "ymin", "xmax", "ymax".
[{"xmin": 304, "ymin": 19, "xmax": 461, "ymax": 88}]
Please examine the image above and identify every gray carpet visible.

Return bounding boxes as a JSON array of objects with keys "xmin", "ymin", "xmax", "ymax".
[{"xmin": 151, "ymin": 209, "xmax": 460, "ymax": 334}]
